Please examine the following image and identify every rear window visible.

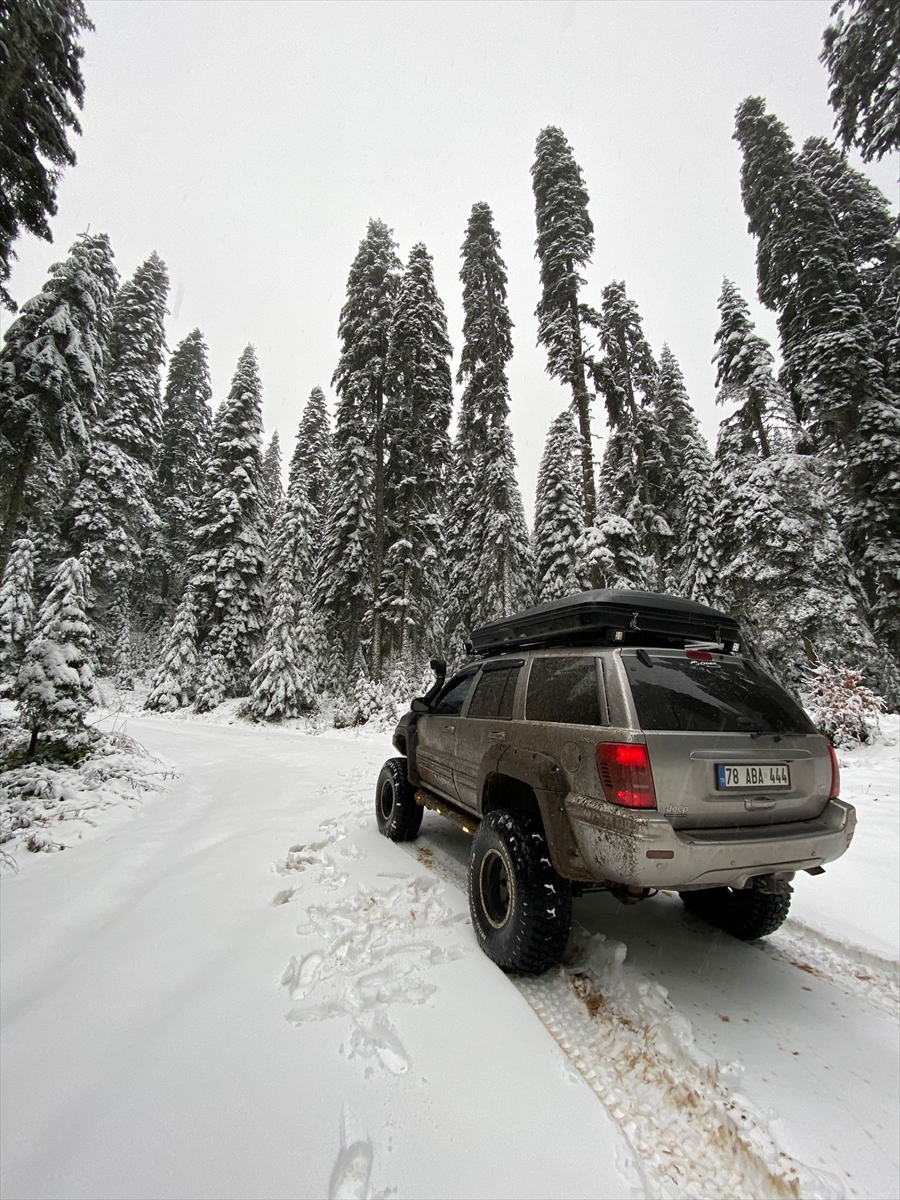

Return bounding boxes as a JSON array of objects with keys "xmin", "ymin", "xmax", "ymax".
[
  {"xmin": 624, "ymin": 655, "xmax": 815, "ymax": 734},
  {"xmin": 526, "ymin": 657, "xmax": 603, "ymax": 726},
  {"xmin": 467, "ymin": 666, "xmax": 521, "ymax": 720}
]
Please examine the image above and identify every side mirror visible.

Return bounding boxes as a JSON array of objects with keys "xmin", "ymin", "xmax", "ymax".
[{"xmin": 411, "ymin": 698, "xmax": 430, "ymax": 714}]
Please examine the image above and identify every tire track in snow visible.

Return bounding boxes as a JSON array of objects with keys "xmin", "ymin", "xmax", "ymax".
[
  {"xmin": 403, "ymin": 835, "xmax": 843, "ymax": 1200},
  {"xmin": 760, "ymin": 919, "xmax": 899, "ymax": 1017}
]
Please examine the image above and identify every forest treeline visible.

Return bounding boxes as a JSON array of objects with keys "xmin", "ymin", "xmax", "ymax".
[{"xmin": 0, "ymin": 0, "xmax": 898, "ymax": 745}]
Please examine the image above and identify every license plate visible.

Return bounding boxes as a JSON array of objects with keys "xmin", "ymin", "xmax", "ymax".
[{"xmin": 716, "ymin": 763, "xmax": 791, "ymax": 790}]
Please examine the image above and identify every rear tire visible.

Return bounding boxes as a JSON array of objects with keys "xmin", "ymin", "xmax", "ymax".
[
  {"xmin": 468, "ymin": 810, "xmax": 572, "ymax": 974},
  {"xmin": 680, "ymin": 883, "xmax": 791, "ymax": 940},
  {"xmin": 375, "ymin": 758, "xmax": 423, "ymax": 841}
]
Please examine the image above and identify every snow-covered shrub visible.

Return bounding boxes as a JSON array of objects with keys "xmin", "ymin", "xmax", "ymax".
[
  {"xmin": 807, "ymin": 662, "xmax": 886, "ymax": 747},
  {"xmin": 0, "ymin": 720, "xmax": 173, "ymax": 860}
]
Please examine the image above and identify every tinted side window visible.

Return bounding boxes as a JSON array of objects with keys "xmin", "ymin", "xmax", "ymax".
[
  {"xmin": 433, "ymin": 673, "xmax": 477, "ymax": 716},
  {"xmin": 468, "ymin": 666, "xmax": 521, "ymax": 720},
  {"xmin": 624, "ymin": 656, "xmax": 816, "ymax": 734},
  {"xmin": 526, "ymin": 657, "xmax": 603, "ymax": 725}
]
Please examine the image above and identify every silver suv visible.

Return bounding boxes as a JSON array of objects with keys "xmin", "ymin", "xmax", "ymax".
[{"xmin": 375, "ymin": 591, "xmax": 856, "ymax": 973}]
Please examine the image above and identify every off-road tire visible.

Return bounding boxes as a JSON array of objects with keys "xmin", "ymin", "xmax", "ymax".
[
  {"xmin": 375, "ymin": 758, "xmax": 423, "ymax": 841},
  {"xmin": 468, "ymin": 809, "xmax": 572, "ymax": 974},
  {"xmin": 680, "ymin": 884, "xmax": 791, "ymax": 940}
]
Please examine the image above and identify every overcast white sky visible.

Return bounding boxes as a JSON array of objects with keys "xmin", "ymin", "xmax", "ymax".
[{"xmin": 3, "ymin": 0, "xmax": 898, "ymax": 513}]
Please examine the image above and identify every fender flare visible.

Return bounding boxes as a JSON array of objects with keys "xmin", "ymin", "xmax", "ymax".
[{"xmin": 479, "ymin": 745, "xmax": 592, "ymax": 881}]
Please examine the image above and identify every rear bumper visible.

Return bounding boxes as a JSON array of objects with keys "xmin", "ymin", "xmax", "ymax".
[{"xmin": 566, "ymin": 794, "xmax": 856, "ymax": 890}]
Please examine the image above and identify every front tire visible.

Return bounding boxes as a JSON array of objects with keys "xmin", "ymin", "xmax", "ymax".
[
  {"xmin": 680, "ymin": 883, "xmax": 791, "ymax": 940},
  {"xmin": 375, "ymin": 758, "xmax": 423, "ymax": 841},
  {"xmin": 468, "ymin": 810, "xmax": 572, "ymax": 974}
]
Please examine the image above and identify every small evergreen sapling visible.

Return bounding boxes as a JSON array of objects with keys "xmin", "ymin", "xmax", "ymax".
[
  {"xmin": 0, "ymin": 535, "xmax": 35, "ymax": 697},
  {"xmin": 808, "ymin": 661, "xmax": 886, "ymax": 747},
  {"xmin": 145, "ymin": 587, "xmax": 199, "ymax": 711},
  {"xmin": 16, "ymin": 556, "xmax": 96, "ymax": 755}
]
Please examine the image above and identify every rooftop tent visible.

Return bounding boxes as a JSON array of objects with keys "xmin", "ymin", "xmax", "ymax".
[{"xmin": 467, "ymin": 590, "xmax": 741, "ymax": 656}]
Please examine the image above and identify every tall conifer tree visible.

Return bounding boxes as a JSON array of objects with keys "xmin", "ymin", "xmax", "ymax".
[
  {"xmin": 799, "ymin": 136, "xmax": 900, "ymax": 395},
  {"xmin": 152, "ymin": 328, "xmax": 213, "ymax": 611},
  {"xmin": 261, "ymin": 431, "xmax": 284, "ymax": 535},
  {"xmin": 323, "ymin": 220, "xmax": 401, "ymax": 674},
  {"xmin": 533, "ymin": 410, "xmax": 585, "ymax": 602},
  {"xmin": 381, "ymin": 243, "xmax": 453, "ymax": 666},
  {"xmin": 189, "ymin": 346, "xmax": 268, "ymax": 710},
  {"xmin": 821, "ymin": 0, "xmax": 900, "ymax": 163},
  {"xmin": 712, "ymin": 279, "xmax": 895, "ymax": 697},
  {"xmin": 654, "ymin": 346, "xmax": 718, "ymax": 601},
  {"xmin": 531, "ymin": 127, "xmax": 598, "ymax": 533},
  {"xmin": 449, "ymin": 202, "xmax": 532, "ymax": 637},
  {"xmin": 734, "ymin": 97, "xmax": 900, "ymax": 656},
  {"xmin": 64, "ymin": 252, "xmax": 169, "ymax": 681},
  {"xmin": 0, "ymin": 232, "xmax": 118, "ymax": 581},
  {"xmin": 287, "ymin": 386, "xmax": 332, "ymax": 538},
  {"xmin": 592, "ymin": 280, "xmax": 671, "ymax": 584},
  {"xmin": 0, "ymin": 0, "xmax": 94, "ymax": 310},
  {"xmin": 0, "ymin": 535, "xmax": 35, "ymax": 696}
]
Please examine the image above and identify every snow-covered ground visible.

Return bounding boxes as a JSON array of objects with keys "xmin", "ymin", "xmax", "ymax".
[{"xmin": 1, "ymin": 713, "xmax": 898, "ymax": 1199}]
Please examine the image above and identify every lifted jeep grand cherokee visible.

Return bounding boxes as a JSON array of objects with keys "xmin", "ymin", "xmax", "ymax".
[{"xmin": 375, "ymin": 590, "xmax": 856, "ymax": 973}]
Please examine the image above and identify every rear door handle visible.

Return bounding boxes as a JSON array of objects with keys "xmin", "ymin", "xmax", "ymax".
[
  {"xmin": 489, "ymin": 731, "xmax": 506, "ymax": 741},
  {"xmin": 443, "ymin": 725, "xmax": 455, "ymax": 735}
]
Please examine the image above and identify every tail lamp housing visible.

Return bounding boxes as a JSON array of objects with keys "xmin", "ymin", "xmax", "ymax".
[
  {"xmin": 595, "ymin": 742, "xmax": 657, "ymax": 809},
  {"xmin": 828, "ymin": 745, "xmax": 841, "ymax": 799}
]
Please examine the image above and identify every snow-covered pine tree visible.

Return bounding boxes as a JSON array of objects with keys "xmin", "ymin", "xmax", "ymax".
[
  {"xmin": 654, "ymin": 346, "xmax": 718, "ymax": 601},
  {"xmin": 381, "ymin": 243, "xmax": 453, "ymax": 668},
  {"xmin": 798, "ymin": 136, "xmax": 900, "ymax": 395},
  {"xmin": 0, "ymin": 232, "xmax": 118, "ymax": 582},
  {"xmin": 449, "ymin": 202, "xmax": 533, "ymax": 639},
  {"xmin": 287, "ymin": 386, "xmax": 332, "ymax": 538},
  {"xmin": 0, "ymin": 0, "xmax": 93, "ymax": 310},
  {"xmin": 592, "ymin": 280, "xmax": 671, "ymax": 586},
  {"xmin": 711, "ymin": 279, "xmax": 794, "ymax": 457},
  {"xmin": 711, "ymin": 279, "xmax": 896, "ymax": 698},
  {"xmin": 0, "ymin": 535, "xmax": 35, "ymax": 697},
  {"xmin": 261, "ymin": 431, "xmax": 284, "ymax": 536},
  {"xmin": 16, "ymin": 555, "xmax": 96, "ymax": 753},
  {"xmin": 152, "ymin": 328, "xmax": 213, "ymax": 613},
  {"xmin": 533, "ymin": 409, "xmax": 586, "ymax": 602},
  {"xmin": 64, "ymin": 252, "xmax": 169, "ymax": 681},
  {"xmin": 531, "ymin": 126, "xmax": 598, "ymax": 532},
  {"xmin": 322, "ymin": 219, "xmax": 402, "ymax": 676},
  {"xmin": 189, "ymin": 346, "xmax": 268, "ymax": 711},
  {"xmin": 734, "ymin": 97, "xmax": 900, "ymax": 656},
  {"xmin": 144, "ymin": 585, "xmax": 198, "ymax": 711},
  {"xmin": 248, "ymin": 483, "xmax": 320, "ymax": 720},
  {"xmin": 577, "ymin": 505, "xmax": 653, "ymax": 592},
  {"xmin": 821, "ymin": 0, "xmax": 900, "ymax": 163}
]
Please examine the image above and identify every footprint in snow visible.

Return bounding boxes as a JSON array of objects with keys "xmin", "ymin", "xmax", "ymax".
[{"xmin": 328, "ymin": 1105, "xmax": 375, "ymax": 1200}]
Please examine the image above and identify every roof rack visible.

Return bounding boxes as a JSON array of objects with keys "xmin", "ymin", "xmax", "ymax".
[{"xmin": 467, "ymin": 589, "xmax": 741, "ymax": 658}]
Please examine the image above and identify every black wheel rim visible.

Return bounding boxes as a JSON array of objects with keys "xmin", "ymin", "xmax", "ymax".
[
  {"xmin": 479, "ymin": 848, "xmax": 512, "ymax": 929},
  {"xmin": 378, "ymin": 780, "xmax": 394, "ymax": 822}
]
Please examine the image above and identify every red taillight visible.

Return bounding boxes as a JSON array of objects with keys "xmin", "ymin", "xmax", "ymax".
[
  {"xmin": 686, "ymin": 649, "xmax": 713, "ymax": 661},
  {"xmin": 828, "ymin": 746, "xmax": 840, "ymax": 799},
  {"xmin": 595, "ymin": 742, "xmax": 657, "ymax": 809}
]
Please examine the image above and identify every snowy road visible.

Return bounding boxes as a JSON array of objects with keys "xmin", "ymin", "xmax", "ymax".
[{"xmin": 2, "ymin": 717, "xmax": 898, "ymax": 1200}]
